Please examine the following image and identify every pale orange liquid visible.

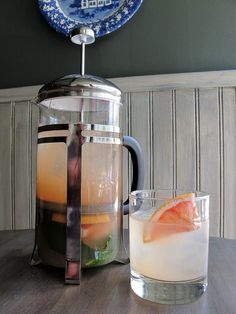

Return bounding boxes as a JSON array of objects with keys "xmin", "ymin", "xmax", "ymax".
[{"xmin": 36, "ymin": 141, "xmax": 122, "ymax": 208}]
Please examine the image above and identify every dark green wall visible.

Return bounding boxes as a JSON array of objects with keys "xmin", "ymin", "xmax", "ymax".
[{"xmin": 1, "ymin": 0, "xmax": 236, "ymax": 88}]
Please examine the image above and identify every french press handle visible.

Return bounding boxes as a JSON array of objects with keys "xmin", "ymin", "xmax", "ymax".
[{"xmin": 123, "ymin": 136, "xmax": 144, "ymax": 215}]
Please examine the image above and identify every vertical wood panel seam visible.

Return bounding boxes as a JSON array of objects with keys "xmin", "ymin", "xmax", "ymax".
[
  {"xmin": 11, "ymin": 101, "xmax": 15, "ymax": 230},
  {"xmin": 198, "ymin": 90, "xmax": 201, "ymax": 191},
  {"xmin": 124, "ymin": 92, "xmax": 130, "ymax": 199},
  {"xmin": 172, "ymin": 90, "xmax": 177, "ymax": 190},
  {"xmin": 195, "ymin": 89, "xmax": 201, "ymax": 191},
  {"xmin": 149, "ymin": 91, "xmax": 154, "ymax": 189},
  {"xmin": 128, "ymin": 92, "xmax": 131, "ymax": 192},
  {"xmin": 222, "ymin": 87, "xmax": 225, "ymax": 238},
  {"xmin": 28, "ymin": 101, "xmax": 32, "ymax": 228},
  {"xmin": 221, "ymin": 87, "xmax": 225, "ymax": 238},
  {"xmin": 219, "ymin": 87, "xmax": 225, "ymax": 237}
]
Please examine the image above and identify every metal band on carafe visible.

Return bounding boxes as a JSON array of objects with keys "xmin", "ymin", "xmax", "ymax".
[{"xmin": 65, "ymin": 125, "xmax": 83, "ymax": 284}]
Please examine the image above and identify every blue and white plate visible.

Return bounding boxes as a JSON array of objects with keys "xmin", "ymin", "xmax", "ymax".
[{"xmin": 39, "ymin": 0, "xmax": 143, "ymax": 38}]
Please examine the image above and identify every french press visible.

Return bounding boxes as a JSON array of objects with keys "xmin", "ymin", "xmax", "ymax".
[{"xmin": 31, "ymin": 27, "xmax": 144, "ymax": 284}]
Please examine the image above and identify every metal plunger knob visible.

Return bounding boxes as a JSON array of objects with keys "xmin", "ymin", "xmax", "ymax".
[{"xmin": 70, "ymin": 27, "xmax": 95, "ymax": 76}]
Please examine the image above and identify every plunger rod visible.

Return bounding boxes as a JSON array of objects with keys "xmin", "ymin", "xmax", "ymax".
[
  {"xmin": 81, "ymin": 43, "xmax": 85, "ymax": 76},
  {"xmin": 70, "ymin": 27, "xmax": 95, "ymax": 76}
]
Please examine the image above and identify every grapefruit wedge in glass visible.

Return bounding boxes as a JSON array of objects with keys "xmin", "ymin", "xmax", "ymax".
[{"xmin": 143, "ymin": 193, "xmax": 201, "ymax": 242}]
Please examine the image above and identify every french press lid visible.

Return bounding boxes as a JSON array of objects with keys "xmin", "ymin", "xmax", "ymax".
[
  {"xmin": 37, "ymin": 74, "xmax": 122, "ymax": 103},
  {"xmin": 37, "ymin": 27, "xmax": 121, "ymax": 105}
]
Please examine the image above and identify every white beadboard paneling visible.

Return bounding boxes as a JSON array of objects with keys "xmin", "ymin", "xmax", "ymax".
[
  {"xmin": 122, "ymin": 92, "xmax": 129, "ymax": 199},
  {"xmin": 175, "ymin": 89, "xmax": 196, "ymax": 190},
  {"xmin": 222, "ymin": 87, "xmax": 236, "ymax": 239},
  {"xmin": 149, "ymin": 91, "xmax": 154, "ymax": 189},
  {"xmin": 0, "ymin": 102, "xmax": 13, "ymax": 230},
  {"xmin": 199, "ymin": 88, "xmax": 221, "ymax": 237},
  {"xmin": 130, "ymin": 92, "xmax": 151, "ymax": 189},
  {"xmin": 30, "ymin": 102, "xmax": 39, "ymax": 228},
  {"xmin": 153, "ymin": 91, "xmax": 173, "ymax": 189},
  {"xmin": 122, "ymin": 92, "xmax": 129, "ymax": 228},
  {"xmin": 14, "ymin": 101, "xmax": 30, "ymax": 229}
]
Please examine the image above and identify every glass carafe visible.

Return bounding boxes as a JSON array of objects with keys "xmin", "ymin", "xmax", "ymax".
[{"xmin": 31, "ymin": 74, "xmax": 144, "ymax": 283}]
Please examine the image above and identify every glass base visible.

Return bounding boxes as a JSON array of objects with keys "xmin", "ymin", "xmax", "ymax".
[{"xmin": 131, "ymin": 269, "xmax": 207, "ymax": 304}]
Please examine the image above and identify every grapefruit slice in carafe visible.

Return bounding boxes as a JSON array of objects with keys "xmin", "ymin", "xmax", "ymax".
[
  {"xmin": 143, "ymin": 193, "xmax": 200, "ymax": 242},
  {"xmin": 81, "ymin": 214, "xmax": 113, "ymax": 249}
]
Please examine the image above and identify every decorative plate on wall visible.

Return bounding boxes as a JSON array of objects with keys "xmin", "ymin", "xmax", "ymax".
[{"xmin": 38, "ymin": 0, "xmax": 143, "ymax": 38}]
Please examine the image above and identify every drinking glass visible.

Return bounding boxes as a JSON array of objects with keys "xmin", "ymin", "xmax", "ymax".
[{"xmin": 129, "ymin": 190, "xmax": 209, "ymax": 304}]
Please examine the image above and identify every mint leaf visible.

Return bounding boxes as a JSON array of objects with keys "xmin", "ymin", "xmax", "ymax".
[{"xmin": 82, "ymin": 235, "xmax": 113, "ymax": 267}]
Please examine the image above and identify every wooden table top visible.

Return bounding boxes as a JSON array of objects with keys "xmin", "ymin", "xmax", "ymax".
[{"xmin": 0, "ymin": 230, "xmax": 236, "ymax": 314}]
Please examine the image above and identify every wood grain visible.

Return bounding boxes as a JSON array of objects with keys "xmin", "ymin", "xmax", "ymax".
[{"xmin": 0, "ymin": 230, "xmax": 236, "ymax": 314}]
